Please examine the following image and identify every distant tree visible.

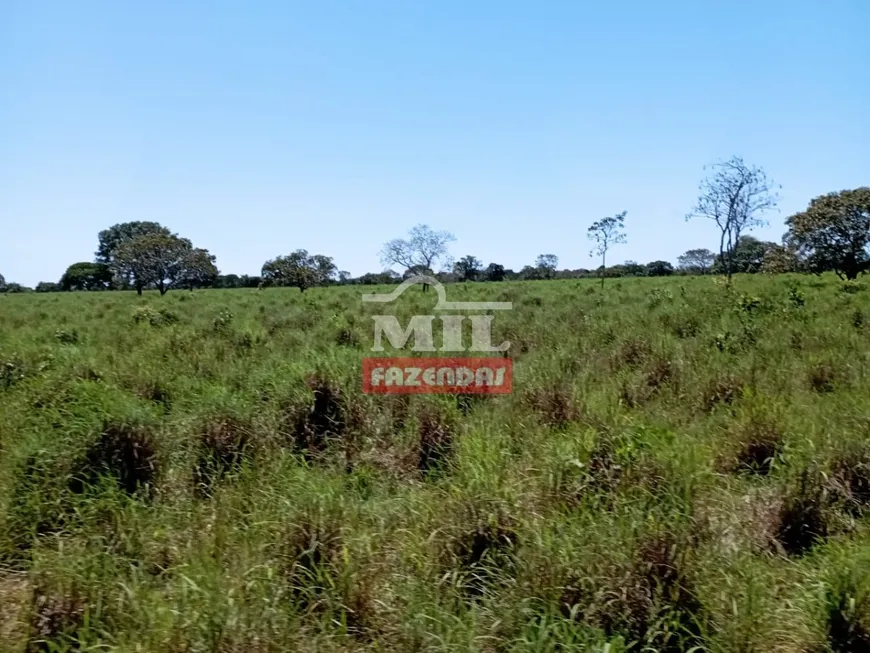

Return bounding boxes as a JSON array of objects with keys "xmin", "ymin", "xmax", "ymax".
[
  {"xmin": 677, "ymin": 248, "xmax": 716, "ymax": 274},
  {"xmin": 4, "ymin": 283, "xmax": 31, "ymax": 293},
  {"xmin": 311, "ymin": 255, "xmax": 339, "ymax": 285},
  {"xmin": 520, "ymin": 265, "xmax": 545, "ymax": 281},
  {"xmin": 483, "ymin": 263, "xmax": 506, "ymax": 282},
  {"xmin": 112, "ymin": 233, "xmax": 215, "ymax": 295},
  {"xmin": 36, "ymin": 281, "xmax": 61, "ymax": 292},
  {"xmin": 402, "ymin": 264, "xmax": 435, "ymax": 280},
  {"xmin": 454, "ymin": 255, "xmax": 483, "ymax": 281},
  {"xmin": 60, "ymin": 262, "xmax": 113, "ymax": 291},
  {"xmin": 380, "ymin": 224, "xmax": 455, "ymax": 273},
  {"xmin": 535, "ymin": 254, "xmax": 559, "ymax": 280},
  {"xmin": 0, "ymin": 273, "xmax": 5, "ymax": 292},
  {"xmin": 761, "ymin": 244, "xmax": 801, "ymax": 274},
  {"xmin": 338, "ymin": 270, "xmax": 352, "ymax": 284},
  {"xmin": 240, "ymin": 275, "xmax": 262, "ymax": 288},
  {"xmin": 686, "ymin": 157, "xmax": 779, "ymax": 281},
  {"xmin": 785, "ymin": 187, "xmax": 870, "ymax": 280},
  {"xmin": 261, "ymin": 250, "xmax": 335, "ymax": 292},
  {"xmin": 621, "ymin": 260, "xmax": 646, "ymax": 276},
  {"xmin": 96, "ymin": 222, "xmax": 172, "ymax": 289},
  {"xmin": 588, "ymin": 210, "xmax": 627, "ymax": 288},
  {"xmin": 214, "ymin": 274, "xmax": 242, "ymax": 289},
  {"xmin": 645, "ymin": 260, "xmax": 675, "ymax": 277},
  {"xmin": 731, "ymin": 236, "xmax": 775, "ymax": 274},
  {"xmin": 177, "ymin": 248, "xmax": 219, "ymax": 290},
  {"xmin": 356, "ymin": 270, "xmax": 401, "ymax": 285}
]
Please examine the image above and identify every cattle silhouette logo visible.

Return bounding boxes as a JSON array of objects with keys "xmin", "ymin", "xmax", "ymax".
[{"xmin": 361, "ymin": 275, "xmax": 513, "ymax": 394}]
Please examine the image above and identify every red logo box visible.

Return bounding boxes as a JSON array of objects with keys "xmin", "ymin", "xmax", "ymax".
[{"xmin": 363, "ymin": 357, "xmax": 513, "ymax": 394}]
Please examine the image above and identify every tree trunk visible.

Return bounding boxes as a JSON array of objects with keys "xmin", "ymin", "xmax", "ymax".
[
  {"xmin": 136, "ymin": 285, "xmax": 142, "ymax": 296},
  {"xmin": 601, "ymin": 251, "xmax": 606, "ymax": 289}
]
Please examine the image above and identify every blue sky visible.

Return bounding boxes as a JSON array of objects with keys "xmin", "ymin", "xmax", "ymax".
[{"xmin": 2, "ymin": 1, "xmax": 868, "ymax": 286}]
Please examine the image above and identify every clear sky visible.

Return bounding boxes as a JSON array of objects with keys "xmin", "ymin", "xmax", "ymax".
[{"xmin": 2, "ymin": 1, "xmax": 868, "ymax": 286}]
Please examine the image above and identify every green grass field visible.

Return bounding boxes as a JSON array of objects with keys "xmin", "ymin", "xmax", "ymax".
[{"xmin": 2, "ymin": 274, "xmax": 870, "ymax": 652}]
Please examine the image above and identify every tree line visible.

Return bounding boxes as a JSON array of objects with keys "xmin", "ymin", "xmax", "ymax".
[{"xmin": 1, "ymin": 157, "xmax": 868, "ymax": 294}]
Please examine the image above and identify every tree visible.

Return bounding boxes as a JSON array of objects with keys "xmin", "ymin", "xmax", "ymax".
[
  {"xmin": 785, "ymin": 187, "xmax": 870, "ymax": 280},
  {"xmin": 0, "ymin": 273, "xmax": 5, "ymax": 292},
  {"xmin": 686, "ymin": 157, "xmax": 779, "ymax": 281},
  {"xmin": 761, "ymin": 244, "xmax": 800, "ymax": 274},
  {"xmin": 535, "ymin": 254, "xmax": 559, "ymax": 280},
  {"xmin": 677, "ymin": 248, "xmax": 716, "ymax": 274},
  {"xmin": 454, "ymin": 255, "xmax": 482, "ymax": 281},
  {"xmin": 380, "ymin": 224, "xmax": 455, "ymax": 273},
  {"xmin": 60, "ymin": 262, "xmax": 113, "ymax": 291},
  {"xmin": 261, "ymin": 250, "xmax": 335, "ymax": 292},
  {"xmin": 587, "ymin": 211, "xmax": 627, "ymax": 288},
  {"xmin": 645, "ymin": 260, "xmax": 675, "ymax": 276},
  {"xmin": 483, "ymin": 263, "xmax": 506, "ymax": 282},
  {"xmin": 177, "ymin": 248, "xmax": 219, "ymax": 290},
  {"xmin": 728, "ymin": 236, "xmax": 774, "ymax": 274},
  {"xmin": 620, "ymin": 261, "xmax": 646, "ymax": 276},
  {"xmin": 96, "ymin": 222, "xmax": 172, "ymax": 289},
  {"xmin": 36, "ymin": 282, "xmax": 60, "ymax": 293},
  {"xmin": 112, "ymin": 233, "xmax": 215, "ymax": 295},
  {"xmin": 311, "ymin": 255, "xmax": 338, "ymax": 285}
]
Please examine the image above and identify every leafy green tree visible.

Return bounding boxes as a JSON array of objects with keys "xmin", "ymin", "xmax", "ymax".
[
  {"xmin": 677, "ymin": 248, "xmax": 715, "ymax": 274},
  {"xmin": 454, "ymin": 255, "xmax": 482, "ymax": 281},
  {"xmin": 785, "ymin": 187, "xmax": 870, "ymax": 280},
  {"xmin": 112, "ymin": 233, "xmax": 215, "ymax": 295},
  {"xmin": 535, "ymin": 254, "xmax": 559, "ymax": 280},
  {"xmin": 96, "ymin": 222, "xmax": 172, "ymax": 290},
  {"xmin": 761, "ymin": 244, "xmax": 801, "ymax": 274},
  {"xmin": 35, "ymin": 282, "xmax": 60, "ymax": 292},
  {"xmin": 483, "ymin": 263, "xmax": 506, "ymax": 282},
  {"xmin": 261, "ymin": 250, "xmax": 335, "ymax": 292},
  {"xmin": 711, "ymin": 236, "xmax": 775, "ymax": 274},
  {"xmin": 3, "ymin": 283, "xmax": 31, "ymax": 293},
  {"xmin": 686, "ymin": 157, "xmax": 779, "ymax": 281},
  {"xmin": 311, "ymin": 255, "xmax": 338, "ymax": 285},
  {"xmin": 588, "ymin": 211, "xmax": 627, "ymax": 287},
  {"xmin": 645, "ymin": 260, "xmax": 675, "ymax": 276},
  {"xmin": 0, "ymin": 273, "xmax": 5, "ymax": 292},
  {"xmin": 177, "ymin": 248, "xmax": 219, "ymax": 290},
  {"xmin": 60, "ymin": 262, "xmax": 113, "ymax": 291}
]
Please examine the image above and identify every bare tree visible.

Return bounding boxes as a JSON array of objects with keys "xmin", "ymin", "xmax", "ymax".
[
  {"xmin": 686, "ymin": 157, "xmax": 779, "ymax": 282},
  {"xmin": 587, "ymin": 211, "xmax": 627, "ymax": 288},
  {"xmin": 380, "ymin": 224, "xmax": 455, "ymax": 290}
]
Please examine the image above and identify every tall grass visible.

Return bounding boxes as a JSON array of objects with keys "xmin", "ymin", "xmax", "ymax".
[{"xmin": 1, "ymin": 274, "xmax": 869, "ymax": 651}]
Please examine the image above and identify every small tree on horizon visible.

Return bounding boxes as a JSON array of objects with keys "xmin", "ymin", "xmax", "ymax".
[
  {"xmin": 588, "ymin": 211, "xmax": 627, "ymax": 288},
  {"xmin": 677, "ymin": 248, "xmax": 716, "ymax": 274},
  {"xmin": 535, "ymin": 254, "xmax": 559, "ymax": 280},
  {"xmin": 453, "ymin": 255, "xmax": 483, "ymax": 282}
]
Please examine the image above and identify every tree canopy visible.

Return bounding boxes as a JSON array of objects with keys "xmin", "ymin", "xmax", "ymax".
[
  {"xmin": 261, "ymin": 250, "xmax": 336, "ymax": 292},
  {"xmin": 111, "ymin": 233, "xmax": 217, "ymax": 295},
  {"xmin": 677, "ymin": 249, "xmax": 715, "ymax": 274},
  {"xmin": 60, "ymin": 262, "xmax": 113, "ymax": 291},
  {"xmin": 786, "ymin": 187, "xmax": 870, "ymax": 280}
]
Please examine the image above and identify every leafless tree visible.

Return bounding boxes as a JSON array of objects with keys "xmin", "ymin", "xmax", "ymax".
[
  {"xmin": 686, "ymin": 157, "xmax": 779, "ymax": 282},
  {"xmin": 380, "ymin": 224, "xmax": 455, "ymax": 290}
]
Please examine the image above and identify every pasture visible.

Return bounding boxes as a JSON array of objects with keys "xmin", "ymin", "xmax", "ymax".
[{"xmin": 1, "ymin": 274, "xmax": 869, "ymax": 651}]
